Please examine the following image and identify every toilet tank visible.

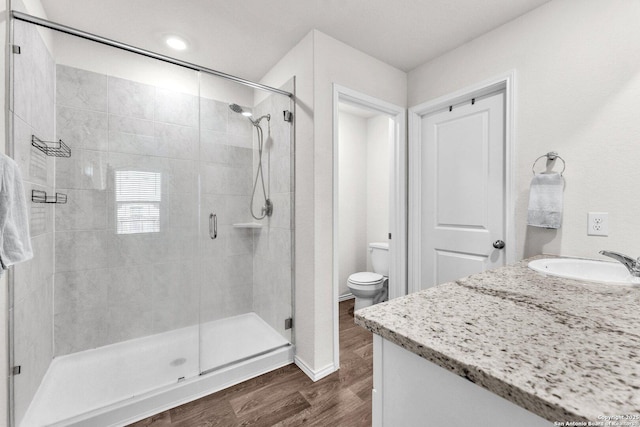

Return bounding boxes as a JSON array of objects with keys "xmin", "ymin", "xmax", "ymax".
[{"xmin": 369, "ymin": 242, "xmax": 389, "ymax": 276}]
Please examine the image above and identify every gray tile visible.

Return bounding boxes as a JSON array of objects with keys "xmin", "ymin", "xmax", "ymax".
[
  {"xmin": 56, "ymin": 65, "xmax": 108, "ymax": 111},
  {"xmin": 57, "ymin": 105, "xmax": 108, "ymax": 151},
  {"xmin": 200, "ymin": 194, "xmax": 251, "ymax": 228},
  {"xmin": 155, "ymin": 87, "xmax": 198, "ymax": 127},
  {"xmin": 224, "ymin": 226, "xmax": 254, "ymax": 256},
  {"xmin": 227, "ymin": 106, "xmax": 253, "ymax": 138},
  {"xmin": 154, "ymin": 122, "xmax": 198, "ymax": 160},
  {"xmin": 200, "ymin": 278, "xmax": 252, "ymax": 322},
  {"xmin": 25, "ymin": 183, "xmax": 54, "ymax": 236},
  {"xmin": 55, "ymin": 148, "xmax": 108, "ymax": 190},
  {"xmin": 165, "ymin": 191, "xmax": 198, "ymax": 229},
  {"xmin": 200, "ymin": 98, "xmax": 228, "ymax": 132},
  {"xmin": 254, "ymin": 227, "xmax": 291, "ymax": 263},
  {"xmin": 226, "ymin": 133, "xmax": 254, "ymax": 149},
  {"xmin": 108, "ymin": 116, "xmax": 160, "ymax": 157},
  {"xmin": 30, "ymin": 34, "xmax": 55, "ymax": 137},
  {"xmin": 227, "ymin": 146, "xmax": 253, "ymax": 168},
  {"xmin": 54, "ymin": 307, "xmax": 109, "ymax": 355},
  {"xmin": 107, "ymin": 232, "xmax": 166, "ymax": 267},
  {"xmin": 152, "ymin": 308, "xmax": 198, "ymax": 334},
  {"xmin": 12, "ymin": 233, "xmax": 54, "ymax": 305},
  {"xmin": 152, "ymin": 261, "xmax": 199, "ymax": 333},
  {"xmin": 222, "ymin": 253, "xmax": 253, "ymax": 286},
  {"xmin": 54, "ymin": 189, "xmax": 108, "ymax": 231},
  {"xmin": 106, "ymin": 305, "xmax": 153, "ymax": 344},
  {"xmin": 164, "ymin": 227, "xmax": 198, "ymax": 261},
  {"xmin": 270, "ymin": 119, "xmax": 292, "ymax": 159},
  {"xmin": 200, "ymin": 129, "xmax": 229, "ymax": 164},
  {"xmin": 13, "ymin": 277, "xmax": 53, "ymax": 417},
  {"xmin": 270, "ymin": 155, "xmax": 292, "ymax": 194},
  {"xmin": 201, "ymin": 164, "xmax": 251, "ymax": 196},
  {"xmin": 268, "ymin": 192, "xmax": 292, "ymax": 230},
  {"xmin": 55, "ymin": 230, "xmax": 109, "ymax": 272},
  {"xmin": 109, "ymin": 114, "xmax": 154, "ymax": 137},
  {"xmin": 164, "ymin": 158, "xmax": 198, "ymax": 194},
  {"xmin": 108, "ymin": 76, "xmax": 155, "ymax": 120},
  {"xmin": 54, "ymin": 268, "xmax": 110, "ymax": 314},
  {"xmin": 200, "ymin": 162, "xmax": 226, "ymax": 195},
  {"xmin": 227, "ymin": 166, "xmax": 252, "ymax": 195},
  {"xmin": 12, "ymin": 21, "xmax": 34, "ymax": 125},
  {"xmin": 108, "ymin": 264, "xmax": 154, "ymax": 308}
]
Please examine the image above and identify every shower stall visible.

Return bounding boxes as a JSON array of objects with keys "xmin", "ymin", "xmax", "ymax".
[{"xmin": 7, "ymin": 9, "xmax": 294, "ymax": 427}]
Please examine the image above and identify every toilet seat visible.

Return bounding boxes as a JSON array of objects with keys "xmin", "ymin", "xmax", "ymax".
[{"xmin": 348, "ymin": 272, "xmax": 383, "ymax": 285}]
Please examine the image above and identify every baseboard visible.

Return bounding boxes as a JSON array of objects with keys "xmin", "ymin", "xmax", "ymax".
[
  {"xmin": 294, "ymin": 356, "xmax": 336, "ymax": 382},
  {"xmin": 338, "ymin": 293, "xmax": 354, "ymax": 302}
]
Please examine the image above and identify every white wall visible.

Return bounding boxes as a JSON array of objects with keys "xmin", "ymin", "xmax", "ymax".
[
  {"xmin": 366, "ymin": 116, "xmax": 390, "ymax": 271},
  {"xmin": 338, "ymin": 111, "xmax": 367, "ymax": 296},
  {"xmin": 408, "ymin": 0, "xmax": 640, "ymax": 260},
  {"xmin": 314, "ymin": 31, "xmax": 406, "ymax": 371},
  {"xmin": 260, "ymin": 29, "xmax": 406, "ymax": 376},
  {"xmin": 338, "ymin": 111, "xmax": 391, "ymax": 293}
]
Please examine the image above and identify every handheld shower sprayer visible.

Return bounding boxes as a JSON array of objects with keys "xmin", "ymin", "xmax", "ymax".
[
  {"xmin": 228, "ymin": 103, "xmax": 272, "ymax": 219},
  {"xmin": 228, "ymin": 103, "xmax": 270, "ymax": 127}
]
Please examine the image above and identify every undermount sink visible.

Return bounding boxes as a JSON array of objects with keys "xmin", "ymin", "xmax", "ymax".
[{"xmin": 528, "ymin": 258, "xmax": 640, "ymax": 285}]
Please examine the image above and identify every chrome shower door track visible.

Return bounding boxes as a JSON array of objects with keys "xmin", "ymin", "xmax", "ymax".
[{"xmin": 10, "ymin": 11, "xmax": 293, "ymax": 98}]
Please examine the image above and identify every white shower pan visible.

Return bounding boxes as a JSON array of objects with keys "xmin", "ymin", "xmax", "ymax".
[{"xmin": 21, "ymin": 313, "xmax": 293, "ymax": 427}]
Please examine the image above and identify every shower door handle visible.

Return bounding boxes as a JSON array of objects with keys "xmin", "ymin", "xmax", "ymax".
[{"xmin": 209, "ymin": 213, "xmax": 217, "ymax": 239}]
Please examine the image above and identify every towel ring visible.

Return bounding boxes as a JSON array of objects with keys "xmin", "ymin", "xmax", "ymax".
[{"xmin": 532, "ymin": 152, "xmax": 565, "ymax": 176}]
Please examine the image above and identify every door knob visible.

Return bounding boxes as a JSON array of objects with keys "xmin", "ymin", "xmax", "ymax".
[{"xmin": 493, "ymin": 240, "xmax": 505, "ymax": 249}]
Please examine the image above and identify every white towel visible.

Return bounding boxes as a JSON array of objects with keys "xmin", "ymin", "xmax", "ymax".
[
  {"xmin": 0, "ymin": 153, "xmax": 33, "ymax": 269},
  {"xmin": 527, "ymin": 172, "xmax": 564, "ymax": 229}
]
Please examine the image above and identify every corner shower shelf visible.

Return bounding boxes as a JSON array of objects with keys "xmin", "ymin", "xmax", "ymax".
[
  {"xmin": 232, "ymin": 223, "xmax": 263, "ymax": 229},
  {"xmin": 31, "ymin": 189, "xmax": 67, "ymax": 204},
  {"xmin": 31, "ymin": 135, "xmax": 71, "ymax": 157}
]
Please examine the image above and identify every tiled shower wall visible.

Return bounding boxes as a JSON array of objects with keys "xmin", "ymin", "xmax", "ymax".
[
  {"xmin": 53, "ymin": 65, "xmax": 255, "ymax": 355},
  {"xmin": 10, "ymin": 20, "xmax": 56, "ymax": 424},
  {"xmin": 252, "ymin": 84, "xmax": 294, "ymax": 341}
]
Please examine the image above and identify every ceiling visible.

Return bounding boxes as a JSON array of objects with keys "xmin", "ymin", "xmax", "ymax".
[{"xmin": 39, "ymin": 0, "xmax": 551, "ymax": 82}]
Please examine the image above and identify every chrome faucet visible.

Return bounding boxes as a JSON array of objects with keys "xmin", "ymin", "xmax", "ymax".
[{"xmin": 599, "ymin": 250, "xmax": 640, "ymax": 277}]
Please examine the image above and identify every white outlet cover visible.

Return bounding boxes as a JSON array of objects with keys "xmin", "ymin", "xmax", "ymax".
[{"xmin": 588, "ymin": 212, "xmax": 609, "ymax": 236}]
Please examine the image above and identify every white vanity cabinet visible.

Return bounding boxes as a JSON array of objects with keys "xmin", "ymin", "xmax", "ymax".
[{"xmin": 372, "ymin": 335, "xmax": 552, "ymax": 427}]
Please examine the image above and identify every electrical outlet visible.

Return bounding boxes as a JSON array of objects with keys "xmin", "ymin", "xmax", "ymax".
[{"xmin": 588, "ymin": 212, "xmax": 609, "ymax": 236}]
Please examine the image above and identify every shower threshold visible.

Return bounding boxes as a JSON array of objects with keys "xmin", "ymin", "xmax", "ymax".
[{"xmin": 21, "ymin": 313, "xmax": 293, "ymax": 427}]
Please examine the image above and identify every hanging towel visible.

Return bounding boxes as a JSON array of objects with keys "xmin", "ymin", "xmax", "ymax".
[
  {"xmin": 527, "ymin": 172, "xmax": 564, "ymax": 229},
  {"xmin": 0, "ymin": 153, "xmax": 33, "ymax": 269}
]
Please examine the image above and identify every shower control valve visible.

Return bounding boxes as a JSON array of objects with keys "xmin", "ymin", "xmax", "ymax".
[{"xmin": 262, "ymin": 199, "xmax": 273, "ymax": 217}]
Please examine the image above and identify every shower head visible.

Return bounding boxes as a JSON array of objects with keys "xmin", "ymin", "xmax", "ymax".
[
  {"xmin": 229, "ymin": 103, "xmax": 270, "ymax": 126},
  {"xmin": 229, "ymin": 103, "xmax": 252, "ymax": 117}
]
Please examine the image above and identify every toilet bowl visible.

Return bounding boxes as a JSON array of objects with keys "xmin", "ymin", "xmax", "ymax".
[{"xmin": 347, "ymin": 242, "xmax": 389, "ymax": 310}]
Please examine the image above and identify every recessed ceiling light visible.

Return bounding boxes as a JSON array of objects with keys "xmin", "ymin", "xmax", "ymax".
[{"xmin": 166, "ymin": 36, "xmax": 187, "ymax": 51}]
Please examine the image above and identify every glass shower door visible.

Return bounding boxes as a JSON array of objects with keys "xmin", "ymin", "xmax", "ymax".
[
  {"xmin": 197, "ymin": 75, "xmax": 294, "ymax": 374},
  {"xmin": 10, "ymin": 21, "xmax": 204, "ymax": 425}
]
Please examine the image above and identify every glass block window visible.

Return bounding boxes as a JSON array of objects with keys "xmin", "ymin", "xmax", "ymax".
[{"xmin": 115, "ymin": 170, "xmax": 161, "ymax": 234}]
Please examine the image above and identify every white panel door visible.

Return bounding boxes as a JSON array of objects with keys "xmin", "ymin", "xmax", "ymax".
[{"xmin": 419, "ymin": 92, "xmax": 505, "ymax": 289}]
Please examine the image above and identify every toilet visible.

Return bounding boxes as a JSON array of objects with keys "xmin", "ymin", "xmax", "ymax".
[{"xmin": 347, "ymin": 242, "xmax": 389, "ymax": 310}]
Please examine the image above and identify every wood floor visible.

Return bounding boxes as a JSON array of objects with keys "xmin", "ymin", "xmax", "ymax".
[{"xmin": 129, "ymin": 300, "xmax": 373, "ymax": 427}]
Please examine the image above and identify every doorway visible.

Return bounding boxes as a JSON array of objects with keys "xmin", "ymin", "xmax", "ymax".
[
  {"xmin": 408, "ymin": 74, "xmax": 516, "ymax": 293},
  {"xmin": 332, "ymin": 85, "xmax": 406, "ymax": 369}
]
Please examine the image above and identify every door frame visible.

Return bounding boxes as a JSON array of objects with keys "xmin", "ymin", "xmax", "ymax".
[
  {"xmin": 408, "ymin": 71, "xmax": 517, "ymax": 294},
  {"xmin": 332, "ymin": 84, "xmax": 407, "ymax": 368}
]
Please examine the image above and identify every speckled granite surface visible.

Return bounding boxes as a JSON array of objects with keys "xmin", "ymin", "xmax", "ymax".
[{"xmin": 355, "ymin": 256, "xmax": 640, "ymax": 423}]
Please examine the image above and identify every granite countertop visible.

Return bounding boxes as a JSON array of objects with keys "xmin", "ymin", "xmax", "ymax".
[{"xmin": 354, "ymin": 256, "xmax": 640, "ymax": 423}]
